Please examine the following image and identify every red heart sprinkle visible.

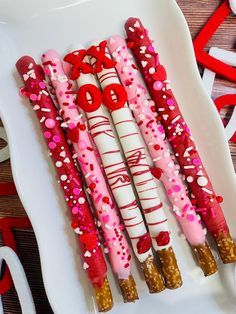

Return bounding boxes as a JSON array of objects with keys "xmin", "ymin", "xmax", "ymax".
[
  {"xmin": 155, "ymin": 231, "xmax": 170, "ymax": 246},
  {"xmin": 150, "ymin": 167, "xmax": 163, "ymax": 179},
  {"xmin": 152, "ymin": 65, "xmax": 166, "ymax": 81},
  {"xmin": 137, "ymin": 233, "xmax": 152, "ymax": 254},
  {"xmin": 67, "ymin": 127, "xmax": 80, "ymax": 143}
]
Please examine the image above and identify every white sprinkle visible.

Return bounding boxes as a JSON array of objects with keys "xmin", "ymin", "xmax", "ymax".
[
  {"xmin": 149, "ymin": 67, "xmax": 155, "ymax": 74},
  {"xmin": 202, "ymin": 188, "xmax": 213, "ymax": 194},
  {"xmin": 184, "ymin": 165, "xmax": 195, "ymax": 169},
  {"xmin": 74, "ymin": 227, "xmax": 80, "ymax": 234},
  {"xmin": 171, "ymin": 115, "xmax": 180, "ymax": 124},
  {"xmin": 83, "ymin": 262, "xmax": 89, "ymax": 270},
  {"xmin": 141, "ymin": 60, "xmax": 148, "ymax": 68},
  {"xmin": 78, "ymin": 197, "xmax": 85, "ymax": 204},
  {"xmin": 33, "ymin": 105, "xmax": 40, "ymax": 111},
  {"xmin": 129, "ymin": 26, "xmax": 135, "ymax": 32},
  {"xmin": 84, "ymin": 251, "xmax": 92, "ymax": 258},
  {"xmin": 56, "ymin": 161, "xmax": 62, "ymax": 168},
  {"xmin": 61, "ymin": 175, "xmax": 67, "ymax": 181},
  {"xmin": 186, "ymin": 176, "xmax": 193, "ymax": 183},
  {"xmin": 41, "ymin": 108, "xmax": 51, "ymax": 112},
  {"xmin": 197, "ymin": 176, "xmax": 208, "ymax": 187},
  {"xmin": 40, "ymin": 116, "xmax": 45, "ymax": 123},
  {"xmin": 105, "ymin": 224, "xmax": 112, "ymax": 230}
]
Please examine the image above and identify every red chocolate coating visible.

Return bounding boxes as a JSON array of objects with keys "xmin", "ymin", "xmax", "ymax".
[
  {"xmin": 125, "ymin": 18, "xmax": 229, "ymax": 237},
  {"xmin": 16, "ymin": 56, "xmax": 107, "ymax": 288}
]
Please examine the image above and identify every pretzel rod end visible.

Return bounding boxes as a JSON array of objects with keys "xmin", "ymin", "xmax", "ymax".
[
  {"xmin": 141, "ymin": 256, "xmax": 165, "ymax": 293},
  {"xmin": 118, "ymin": 275, "xmax": 139, "ymax": 303},
  {"xmin": 193, "ymin": 242, "xmax": 218, "ymax": 276},
  {"xmin": 95, "ymin": 277, "xmax": 113, "ymax": 312},
  {"xmin": 215, "ymin": 233, "xmax": 236, "ymax": 264},
  {"xmin": 158, "ymin": 247, "xmax": 182, "ymax": 289}
]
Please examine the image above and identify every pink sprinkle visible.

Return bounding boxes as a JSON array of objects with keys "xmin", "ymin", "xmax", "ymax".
[
  {"xmin": 44, "ymin": 131, "xmax": 51, "ymax": 139},
  {"xmin": 102, "ymin": 215, "xmax": 109, "ymax": 223},
  {"xmin": 183, "ymin": 204, "xmax": 190, "ymax": 212},
  {"xmin": 158, "ymin": 125, "xmax": 164, "ymax": 133},
  {"xmin": 153, "ymin": 81, "xmax": 163, "ymax": 91},
  {"xmin": 72, "ymin": 207, "xmax": 79, "ymax": 214},
  {"xmin": 68, "ymin": 122, "xmax": 75, "ymax": 129},
  {"xmin": 173, "ymin": 185, "xmax": 181, "ymax": 192},
  {"xmin": 193, "ymin": 158, "xmax": 201, "ymax": 166},
  {"xmin": 167, "ymin": 99, "xmax": 174, "ymax": 106},
  {"xmin": 49, "ymin": 142, "xmax": 56, "ymax": 149},
  {"xmin": 59, "ymin": 91, "xmax": 63, "ymax": 97},
  {"xmin": 44, "ymin": 68, "xmax": 50, "ymax": 75},
  {"xmin": 73, "ymin": 188, "xmax": 80, "ymax": 195},
  {"xmin": 39, "ymin": 82, "xmax": 46, "ymax": 89},
  {"xmin": 167, "ymin": 189, "xmax": 172, "ymax": 195},
  {"xmin": 30, "ymin": 94, "xmax": 37, "ymax": 101},
  {"xmin": 187, "ymin": 214, "xmax": 195, "ymax": 222},
  {"xmin": 148, "ymin": 45, "xmax": 154, "ymax": 52},
  {"xmin": 53, "ymin": 135, "xmax": 60, "ymax": 143},
  {"xmin": 79, "ymin": 140, "xmax": 87, "ymax": 150},
  {"xmin": 45, "ymin": 118, "xmax": 55, "ymax": 129}
]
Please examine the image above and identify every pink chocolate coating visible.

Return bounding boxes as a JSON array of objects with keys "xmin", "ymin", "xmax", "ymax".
[{"xmin": 108, "ymin": 35, "xmax": 206, "ymax": 246}]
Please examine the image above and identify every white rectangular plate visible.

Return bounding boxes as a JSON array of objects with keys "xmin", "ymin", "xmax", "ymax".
[{"xmin": 0, "ymin": 0, "xmax": 236, "ymax": 313}]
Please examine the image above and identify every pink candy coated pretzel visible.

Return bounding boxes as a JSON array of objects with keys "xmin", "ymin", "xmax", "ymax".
[
  {"xmin": 125, "ymin": 17, "xmax": 236, "ymax": 265},
  {"xmin": 108, "ymin": 35, "xmax": 217, "ymax": 276},
  {"xmin": 41, "ymin": 50, "xmax": 138, "ymax": 302}
]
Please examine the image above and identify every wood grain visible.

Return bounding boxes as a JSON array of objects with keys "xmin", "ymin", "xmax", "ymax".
[{"xmin": 0, "ymin": 1, "xmax": 235, "ymax": 313}]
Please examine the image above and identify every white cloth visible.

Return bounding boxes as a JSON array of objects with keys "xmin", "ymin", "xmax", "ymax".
[{"xmin": 229, "ymin": 0, "xmax": 236, "ymax": 14}]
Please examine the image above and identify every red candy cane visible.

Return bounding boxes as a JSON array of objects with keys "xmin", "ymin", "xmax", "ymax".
[{"xmin": 125, "ymin": 18, "xmax": 236, "ymax": 264}]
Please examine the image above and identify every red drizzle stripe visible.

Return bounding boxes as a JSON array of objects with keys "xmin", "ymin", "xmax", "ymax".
[
  {"xmin": 147, "ymin": 218, "xmax": 167, "ymax": 226},
  {"xmin": 125, "ymin": 220, "xmax": 144, "ymax": 228},
  {"xmin": 120, "ymin": 132, "xmax": 138, "ymax": 139},
  {"xmin": 143, "ymin": 203, "xmax": 163, "ymax": 214},
  {"xmin": 123, "ymin": 216, "xmax": 137, "ymax": 222},
  {"xmin": 115, "ymin": 120, "xmax": 134, "ymax": 126}
]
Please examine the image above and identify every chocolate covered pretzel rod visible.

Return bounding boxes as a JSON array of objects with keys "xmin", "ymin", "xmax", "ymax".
[
  {"xmin": 125, "ymin": 17, "xmax": 236, "ymax": 263},
  {"xmin": 69, "ymin": 47, "xmax": 165, "ymax": 293},
  {"xmin": 108, "ymin": 35, "xmax": 217, "ymax": 276},
  {"xmin": 16, "ymin": 56, "xmax": 113, "ymax": 312},
  {"xmin": 92, "ymin": 42, "xmax": 182, "ymax": 289},
  {"xmin": 41, "ymin": 50, "xmax": 138, "ymax": 302}
]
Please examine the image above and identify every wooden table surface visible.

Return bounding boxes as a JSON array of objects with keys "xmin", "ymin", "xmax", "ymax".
[{"xmin": 0, "ymin": 1, "xmax": 235, "ymax": 313}]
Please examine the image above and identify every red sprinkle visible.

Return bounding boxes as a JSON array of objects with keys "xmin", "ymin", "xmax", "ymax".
[
  {"xmin": 102, "ymin": 197, "xmax": 110, "ymax": 204},
  {"xmin": 216, "ymin": 195, "xmax": 224, "ymax": 203}
]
